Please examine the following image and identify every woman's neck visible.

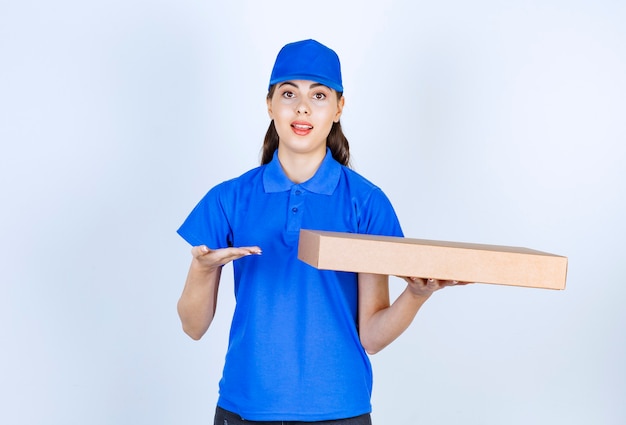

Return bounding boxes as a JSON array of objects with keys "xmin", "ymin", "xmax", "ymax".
[{"xmin": 277, "ymin": 148, "xmax": 326, "ymax": 184}]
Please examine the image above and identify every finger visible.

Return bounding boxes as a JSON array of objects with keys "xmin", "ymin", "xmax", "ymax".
[
  {"xmin": 216, "ymin": 246, "xmax": 263, "ymax": 264},
  {"xmin": 405, "ymin": 276, "xmax": 427, "ymax": 286},
  {"xmin": 240, "ymin": 246, "xmax": 263, "ymax": 255},
  {"xmin": 426, "ymin": 278, "xmax": 440, "ymax": 289},
  {"xmin": 191, "ymin": 245, "xmax": 211, "ymax": 257},
  {"xmin": 445, "ymin": 280, "xmax": 474, "ymax": 286},
  {"xmin": 224, "ymin": 246, "xmax": 262, "ymax": 258}
]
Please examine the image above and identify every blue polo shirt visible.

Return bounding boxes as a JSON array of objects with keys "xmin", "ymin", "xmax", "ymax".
[{"xmin": 177, "ymin": 148, "xmax": 403, "ymax": 421}]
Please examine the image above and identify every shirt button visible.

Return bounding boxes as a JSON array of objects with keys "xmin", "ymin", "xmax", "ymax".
[
  {"xmin": 292, "ymin": 207, "xmax": 298, "ymax": 213},
  {"xmin": 295, "ymin": 190, "xmax": 302, "ymax": 195}
]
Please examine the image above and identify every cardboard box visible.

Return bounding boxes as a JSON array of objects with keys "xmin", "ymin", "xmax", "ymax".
[{"xmin": 298, "ymin": 230, "xmax": 567, "ymax": 290}]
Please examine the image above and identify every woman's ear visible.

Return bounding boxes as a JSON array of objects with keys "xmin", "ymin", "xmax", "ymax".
[
  {"xmin": 334, "ymin": 95, "xmax": 345, "ymax": 123},
  {"xmin": 266, "ymin": 96, "xmax": 273, "ymax": 120}
]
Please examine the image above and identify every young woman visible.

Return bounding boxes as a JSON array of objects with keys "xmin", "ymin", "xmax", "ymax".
[{"xmin": 177, "ymin": 39, "xmax": 460, "ymax": 424}]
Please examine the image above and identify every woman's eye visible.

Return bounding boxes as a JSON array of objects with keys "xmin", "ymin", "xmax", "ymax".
[
  {"xmin": 313, "ymin": 93, "xmax": 326, "ymax": 100},
  {"xmin": 282, "ymin": 91, "xmax": 295, "ymax": 99}
]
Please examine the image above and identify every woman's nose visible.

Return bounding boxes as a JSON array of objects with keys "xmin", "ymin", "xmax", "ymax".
[{"xmin": 296, "ymin": 100, "xmax": 310, "ymax": 114}]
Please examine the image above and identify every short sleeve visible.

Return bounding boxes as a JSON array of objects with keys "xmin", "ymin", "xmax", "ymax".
[
  {"xmin": 176, "ymin": 183, "xmax": 233, "ymax": 249},
  {"xmin": 358, "ymin": 187, "xmax": 404, "ymax": 238}
]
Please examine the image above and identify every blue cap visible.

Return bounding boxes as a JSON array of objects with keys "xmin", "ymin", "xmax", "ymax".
[{"xmin": 269, "ymin": 39, "xmax": 343, "ymax": 92}]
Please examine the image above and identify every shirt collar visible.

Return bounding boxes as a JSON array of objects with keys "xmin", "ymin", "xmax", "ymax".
[{"xmin": 263, "ymin": 148, "xmax": 341, "ymax": 195}]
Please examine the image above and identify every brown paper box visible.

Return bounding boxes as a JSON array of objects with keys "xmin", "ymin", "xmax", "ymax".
[{"xmin": 298, "ymin": 230, "xmax": 567, "ymax": 290}]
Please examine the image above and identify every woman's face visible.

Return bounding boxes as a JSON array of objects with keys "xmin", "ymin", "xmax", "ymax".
[{"xmin": 267, "ymin": 80, "xmax": 344, "ymax": 159}]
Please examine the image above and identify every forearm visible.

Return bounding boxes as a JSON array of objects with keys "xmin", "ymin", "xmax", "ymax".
[
  {"xmin": 177, "ymin": 260, "xmax": 222, "ymax": 340},
  {"xmin": 360, "ymin": 285, "xmax": 431, "ymax": 355}
]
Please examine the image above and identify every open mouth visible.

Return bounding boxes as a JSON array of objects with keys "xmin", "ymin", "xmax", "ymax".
[{"xmin": 291, "ymin": 122, "xmax": 313, "ymax": 135}]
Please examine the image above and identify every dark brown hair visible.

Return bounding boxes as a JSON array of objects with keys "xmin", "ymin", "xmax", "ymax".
[{"xmin": 261, "ymin": 85, "xmax": 351, "ymax": 167}]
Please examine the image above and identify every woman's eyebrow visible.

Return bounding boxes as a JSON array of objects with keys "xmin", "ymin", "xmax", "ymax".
[
  {"xmin": 277, "ymin": 81, "xmax": 329, "ymax": 90},
  {"xmin": 278, "ymin": 81, "xmax": 299, "ymax": 89},
  {"xmin": 309, "ymin": 83, "xmax": 330, "ymax": 90}
]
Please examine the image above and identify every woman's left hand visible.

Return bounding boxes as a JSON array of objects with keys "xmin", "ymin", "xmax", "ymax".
[{"xmin": 401, "ymin": 277, "xmax": 472, "ymax": 297}]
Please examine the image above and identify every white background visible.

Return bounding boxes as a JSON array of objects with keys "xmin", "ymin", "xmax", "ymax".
[{"xmin": 1, "ymin": 1, "xmax": 624, "ymax": 424}]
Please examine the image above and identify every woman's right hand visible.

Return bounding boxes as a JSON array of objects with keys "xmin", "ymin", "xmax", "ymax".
[
  {"xmin": 191, "ymin": 245, "xmax": 262, "ymax": 271},
  {"xmin": 178, "ymin": 245, "xmax": 262, "ymax": 340}
]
